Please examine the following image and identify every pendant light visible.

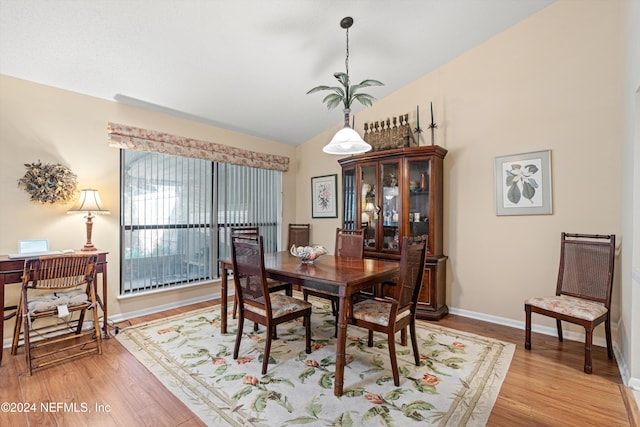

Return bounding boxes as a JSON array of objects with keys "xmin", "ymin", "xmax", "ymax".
[{"xmin": 307, "ymin": 17, "xmax": 383, "ymax": 155}]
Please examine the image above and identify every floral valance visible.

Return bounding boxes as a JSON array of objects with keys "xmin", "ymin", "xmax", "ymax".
[{"xmin": 107, "ymin": 122, "xmax": 290, "ymax": 172}]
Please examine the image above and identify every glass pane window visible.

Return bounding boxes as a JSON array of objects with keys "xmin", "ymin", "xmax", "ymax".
[{"xmin": 121, "ymin": 150, "xmax": 281, "ymax": 295}]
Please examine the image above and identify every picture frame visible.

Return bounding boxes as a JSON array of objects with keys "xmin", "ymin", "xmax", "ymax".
[
  {"xmin": 311, "ymin": 174, "xmax": 338, "ymax": 218},
  {"xmin": 494, "ymin": 149, "xmax": 552, "ymax": 216}
]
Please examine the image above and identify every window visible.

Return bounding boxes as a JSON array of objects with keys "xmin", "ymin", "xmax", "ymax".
[{"xmin": 120, "ymin": 150, "xmax": 281, "ymax": 295}]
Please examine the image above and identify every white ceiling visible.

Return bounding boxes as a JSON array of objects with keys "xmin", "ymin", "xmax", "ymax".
[{"xmin": 0, "ymin": 0, "xmax": 554, "ymax": 146}]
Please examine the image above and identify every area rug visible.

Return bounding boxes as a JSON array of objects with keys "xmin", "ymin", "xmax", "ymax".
[{"xmin": 116, "ymin": 300, "xmax": 514, "ymax": 426}]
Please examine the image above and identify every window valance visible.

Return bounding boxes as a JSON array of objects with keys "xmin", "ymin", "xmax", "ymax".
[{"xmin": 107, "ymin": 122, "xmax": 290, "ymax": 172}]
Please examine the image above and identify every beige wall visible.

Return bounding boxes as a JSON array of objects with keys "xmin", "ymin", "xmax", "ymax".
[
  {"xmin": 0, "ymin": 75, "xmax": 297, "ymax": 335},
  {"xmin": 297, "ymin": 1, "xmax": 625, "ymax": 337}
]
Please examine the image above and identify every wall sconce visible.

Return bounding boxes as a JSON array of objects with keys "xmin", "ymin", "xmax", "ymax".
[{"xmin": 68, "ymin": 189, "xmax": 110, "ymax": 251}]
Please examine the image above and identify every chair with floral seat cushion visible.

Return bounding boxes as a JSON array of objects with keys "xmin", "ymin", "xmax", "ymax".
[
  {"xmin": 348, "ymin": 235, "xmax": 427, "ymax": 386},
  {"xmin": 303, "ymin": 228, "xmax": 364, "ymax": 336},
  {"xmin": 11, "ymin": 254, "xmax": 101, "ymax": 375},
  {"xmin": 231, "ymin": 234, "xmax": 312, "ymax": 374},
  {"xmin": 287, "ymin": 223, "xmax": 310, "ymax": 249},
  {"xmin": 525, "ymin": 232, "xmax": 616, "ymax": 374},
  {"xmin": 230, "ymin": 226, "xmax": 292, "ymax": 322}
]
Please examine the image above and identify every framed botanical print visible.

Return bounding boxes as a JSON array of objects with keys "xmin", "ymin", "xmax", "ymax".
[
  {"xmin": 311, "ymin": 174, "xmax": 338, "ymax": 218},
  {"xmin": 494, "ymin": 150, "xmax": 552, "ymax": 216}
]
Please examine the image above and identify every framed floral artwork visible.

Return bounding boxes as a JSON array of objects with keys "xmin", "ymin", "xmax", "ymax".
[
  {"xmin": 494, "ymin": 150, "xmax": 552, "ymax": 216},
  {"xmin": 311, "ymin": 174, "xmax": 338, "ymax": 218}
]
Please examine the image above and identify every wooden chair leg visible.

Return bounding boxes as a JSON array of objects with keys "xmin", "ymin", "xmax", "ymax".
[
  {"xmin": 524, "ymin": 305, "xmax": 532, "ymax": 350},
  {"xmin": 262, "ymin": 325, "xmax": 273, "ymax": 374},
  {"xmin": 305, "ymin": 314, "xmax": 311, "ymax": 354},
  {"xmin": 368, "ymin": 330, "xmax": 374, "ymax": 347},
  {"xmin": 605, "ymin": 317, "xmax": 613, "ymax": 359},
  {"xmin": 388, "ymin": 332, "xmax": 399, "ymax": 386},
  {"xmin": 584, "ymin": 327, "xmax": 593, "ymax": 374},
  {"xmin": 410, "ymin": 321, "xmax": 420, "ymax": 365},
  {"xmin": 23, "ymin": 312, "xmax": 32, "ymax": 375},
  {"xmin": 11, "ymin": 296, "xmax": 23, "ymax": 356},
  {"xmin": 400, "ymin": 327, "xmax": 407, "ymax": 346},
  {"xmin": 233, "ymin": 314, "xmax": 244, "ymax": 360},
  {"xmin": 556, "ymin": 319, "xmax": 564, "ymax": 342}
]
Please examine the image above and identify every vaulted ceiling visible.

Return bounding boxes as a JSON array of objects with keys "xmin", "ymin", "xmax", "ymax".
[{"xmin": 0, "ymin": 0, "xmax": 555, "ymax": 145}]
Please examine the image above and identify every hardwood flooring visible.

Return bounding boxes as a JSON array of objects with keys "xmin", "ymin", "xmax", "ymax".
[{"xmin": 1, "ymin": 300, "xmax": 634, "ymax": 426}]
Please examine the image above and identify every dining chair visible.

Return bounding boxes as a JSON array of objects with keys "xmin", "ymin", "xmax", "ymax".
[
  {"xmin": 525, "ymin": 232, "xmax": 616, "ymax": 374},
  {"xmin": 11, "ymin": 253, "xmax": 102, "ymax": 375},
  {"xmin": 303, "ymin": 228, "xmax": 365, "ymax": 336},
  {"xmin": 230, "ymin": 226, "xmax": 292, "ymax": 324},
  {"xmin": 348, "ymin": 235, "xmax": 427, "ymax": 386},
  {"xmin": 231, "ymin": 234, "xmax": 312, "ymax": 374},
  {"xmin": 287, "ymin": 223, "xmax": 310, "ymax": 250}
]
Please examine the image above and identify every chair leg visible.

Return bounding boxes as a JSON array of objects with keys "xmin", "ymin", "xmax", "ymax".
[
  {"xmin": 11, "ymin": 296, "xmax": 23, "ymax": 355},
  {"xmin": 605, "ymin": 316, "xmax": 613, "ymax": 359},
  {"xmin": 233, "ymin": 296, "xmax": 238, "ymax": 319},
  {"xmin": 409, "ymin": 321, "xmax": 420, "ymax": 366},
  {"xmin": 233, "ymin": 314, "xmax": 244, "ymax": 360},
  {"xmin": 262, "ymin": 325, "xmax": 273, "ymax": 374},
  {"xmin": 23, "ymin": 310, "xmax": 32, "ymax": 376},
  {"xmin": 91, "ymin": 301, "xmax": 103, "ymax": 355},
  {"xmin": 400, "ymin": 327, "xmax": 407, "ymax": 346},
  {"xmin": 368, "ymin": 330, "xmax": 374, "ymax": 347},
  {"xmin": 524, "ymin": 305, "xmax": 532, "ymax": 350},
  {"xmin": 388, "ymin": 332, "xmax": 399, "ymax": 386},
  {"xmin": 584, "ymin": 327, "xmax": 593, "ymax": 374},
  {"xmin": 305, "ymin": 314, "xmax": 311, "ymax": 354},
  {"xmin": 556, "ymin": 319, "xmax": 564, "ymax": 342}
]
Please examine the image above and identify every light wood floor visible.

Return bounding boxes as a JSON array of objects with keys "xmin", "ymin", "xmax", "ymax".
[{"xmin": 1, "ymin": 300, "xmax": 634, "ymax": 426}]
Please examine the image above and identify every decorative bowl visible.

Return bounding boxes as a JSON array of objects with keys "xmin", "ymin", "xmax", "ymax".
[{"xmin": 290, "ymin": 244, "xmax": 328, "ymax": 264}]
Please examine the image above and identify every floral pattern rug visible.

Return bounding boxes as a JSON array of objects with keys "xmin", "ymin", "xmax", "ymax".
[{"xmin": 116, "ymin": 299, "xmax": 514, "ymax": 426}]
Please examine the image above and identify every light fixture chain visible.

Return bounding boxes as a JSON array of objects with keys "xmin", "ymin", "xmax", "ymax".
[{"xmin": 345, "ymin": 27, "xmax": 349, "ymax": 78}]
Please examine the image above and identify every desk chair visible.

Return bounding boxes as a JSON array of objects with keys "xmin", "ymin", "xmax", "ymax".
[
  {"xmin": 525, "ymin": 232, "xmax": 616, "ymax": 374},
  {"xmin": 231, "ymin": 234, "xmax": 312, "ymax": 374},
  {"xmin": 11, "ymin": 254, "xmax": 101, "ymax": 375}
]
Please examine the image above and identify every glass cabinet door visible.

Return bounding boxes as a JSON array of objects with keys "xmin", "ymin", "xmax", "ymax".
[
  {"xmin": 380, "ymin": 160, "xmax": 401, "ymax": 253},
  {"xmin": 342, "ymin": 167, "xmax": 356, "ymax": 229},
  {"xmin": 407, "ymin": 158, "xmax": 431, "ymax": 248},
  {"xmin": 360, "ymin": 164, "xmax": 377, "ymax": 250}
]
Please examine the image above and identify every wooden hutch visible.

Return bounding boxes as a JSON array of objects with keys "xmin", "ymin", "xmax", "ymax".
[{"xmin": 338, "ymin": 145, "xmax": 448, "ymax": 320}]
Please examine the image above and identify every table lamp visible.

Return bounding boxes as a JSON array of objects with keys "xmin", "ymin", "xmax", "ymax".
[{"xmin": 68, "ymin": 189, "xmax": 110, "ymax": 251}]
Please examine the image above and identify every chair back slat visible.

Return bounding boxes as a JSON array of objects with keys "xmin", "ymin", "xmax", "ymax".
[
  {"xmin": 557, "ymin": 233, "xmax": 615, "ymax": 307},
  {"xmin": 231, "ymin": 226, "xmax": 260, "ymax": 236},
  {"xmin": 287, "ymin": 224, "xmax": 310, "ymax": 249},
  {"xmin": 24, "ymin": 254, "xmax": 97, "ymax": 290},
  {"xmin": 391, "ymin": 235, "xmax": 427, "ymax": 308},
  {"xmin": 335, "ymin": 228, "xmax": 364, "ymax": 258},
  {"xmin": 231, "ymin": 234, "xmax": 270, "ymax": 312}
]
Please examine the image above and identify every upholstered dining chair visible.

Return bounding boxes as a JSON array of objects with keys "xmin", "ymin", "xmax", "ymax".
[
  {"xmin": 231, "ymin": 234, "xmax": 312, "ymax": 374},
  {"xmin": 287, "ymin": 223, "xmax": 310, "ymax": 250},
  {"xmin": 525, "ymin": 232, "xmax": 616, "ymax": 374},
  {"xmin": 11, "ymin": 253, "xmax": 101, "ymax": 375},
  {"xmin": 348, "ymin": 235, "xmax": 427, "ymax": 386},
  {"xmin": 303, "ymin": 228, "xmax": 365, "ymax": 336},
  {"xmin": 230, "ymin": 226, "xmax": 292, "ymax": 323}
]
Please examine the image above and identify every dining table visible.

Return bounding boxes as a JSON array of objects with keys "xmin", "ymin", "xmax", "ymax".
[{"xmin": 219, "ymin": 251, "xmax": 400, "ymax": 397}]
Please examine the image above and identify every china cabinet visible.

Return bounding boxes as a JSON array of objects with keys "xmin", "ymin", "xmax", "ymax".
[{"xmin": 339, "ymin": 145, "xmax": 448, "ymax": 320}]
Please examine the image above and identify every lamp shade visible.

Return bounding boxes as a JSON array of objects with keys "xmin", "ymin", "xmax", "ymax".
[
  {"xmin": 68, "ymin": 189, "xmax": 110, "ymax": 214},
  {"xmin": 322, "ymin": 126, "xmax": 372, "ymax": 155}
]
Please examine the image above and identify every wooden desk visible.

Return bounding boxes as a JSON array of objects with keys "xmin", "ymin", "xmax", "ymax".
[
  {"xmin": 220, "ymin": 252, "xmax": 399, "ymax": 396},
  {"xmin": 0, "ymin": 250, "xmax": 109, "ymax": 366}
]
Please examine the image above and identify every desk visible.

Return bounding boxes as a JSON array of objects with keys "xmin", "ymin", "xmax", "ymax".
[
  {"xmin": 0, "ymin": 250, "xmax": 109, "ymax": 366},
  {"xmin": 220, "ymin": 252, "xmax": 399, "ymax": 396}
]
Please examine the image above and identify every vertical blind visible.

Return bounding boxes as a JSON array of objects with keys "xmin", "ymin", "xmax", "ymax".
[{"xmin": 121, "ymin": 150, "xmax": 281, "ymax": 295}]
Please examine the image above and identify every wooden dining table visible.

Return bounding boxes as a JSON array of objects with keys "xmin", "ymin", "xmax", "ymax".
[{"xmin": 219, "ymin": 251, "xmax": 399, "ymax": 396}]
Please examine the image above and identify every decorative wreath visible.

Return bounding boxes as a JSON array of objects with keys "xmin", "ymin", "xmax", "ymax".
[{"xmin": 18, "ymin": 160, "xmax": 78, "ymax": 204}]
